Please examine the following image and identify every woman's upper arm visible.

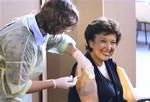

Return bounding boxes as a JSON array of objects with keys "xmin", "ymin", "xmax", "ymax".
[{"xmin": 76, "ymin": 66, "xmax": 99, "ymax": 102}]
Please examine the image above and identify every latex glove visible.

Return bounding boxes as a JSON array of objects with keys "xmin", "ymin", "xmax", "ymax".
[
  {"xmin": 55, "ymin": 75, "xmax": 77, "ymax": 89},
  {"xmin": 73, "ymin": 50, "xmax": 95, "ymax": 79}
]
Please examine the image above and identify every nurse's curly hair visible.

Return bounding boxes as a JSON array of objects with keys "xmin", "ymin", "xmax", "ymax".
[
  {"xmin": 35, "ymin": 0, "xmax": 79, "ymax": 35},
  {"xmin": 85, "ymin": 17, "xmax": 122, "ymax": 51}
]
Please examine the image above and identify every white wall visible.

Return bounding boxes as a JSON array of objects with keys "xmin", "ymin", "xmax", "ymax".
[
  {"xmin": 0, "ymin": 0, "xmax": 39, "ymax": 28},
  {"xmin": 103, "ymin": 0, "xmax": 136, "ymax": 86}
]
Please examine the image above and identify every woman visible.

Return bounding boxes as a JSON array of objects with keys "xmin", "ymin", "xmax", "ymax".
[
  {"xmin": 68, "ymin": 17, "xmax": 137, "ymax": 102},
  {"xmin": 0, "ymin": 0, "xmax": 94, "ymax": 101}
]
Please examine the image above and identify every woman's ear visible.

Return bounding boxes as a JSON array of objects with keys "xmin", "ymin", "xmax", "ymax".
[{"xmin": 89, "ymin": 40, "xmax": 94, "ymax": 49}]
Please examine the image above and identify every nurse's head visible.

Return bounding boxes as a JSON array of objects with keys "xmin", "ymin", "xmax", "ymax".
[{"xmin": 36, "ymin": 0, "xmax": 79, "ymax": 35}]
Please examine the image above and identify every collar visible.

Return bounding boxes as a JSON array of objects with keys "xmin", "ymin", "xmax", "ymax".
[{"xmin": 26, "ymin": 14, "xmax": 45, "ymax": 46}]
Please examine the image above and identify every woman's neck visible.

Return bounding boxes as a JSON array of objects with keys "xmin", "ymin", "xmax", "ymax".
[{"xmin": 90, "ymin": 52, "xmax": 103, "ymax": 67}]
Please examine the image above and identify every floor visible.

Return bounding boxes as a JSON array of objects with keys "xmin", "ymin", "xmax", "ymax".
[{"xmin": 136, "ymin": 30, "xmax": 150, "ymax": 89}]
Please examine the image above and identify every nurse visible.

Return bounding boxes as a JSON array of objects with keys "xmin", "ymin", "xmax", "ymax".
[{"xmin": 0, "ymin": 0, "xmax": 94, "ymax": 101}]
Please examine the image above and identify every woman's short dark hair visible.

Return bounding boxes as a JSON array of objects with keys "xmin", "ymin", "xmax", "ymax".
[
  {"xmin": 36, "ymin": 0, "xmax": 79, "ymax": 35},
  {"xmin": 85, "ymin": 17, "xmax": 122, "ymax": 51}
]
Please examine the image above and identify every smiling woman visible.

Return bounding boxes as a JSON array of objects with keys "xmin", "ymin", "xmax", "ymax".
[
  {"xmin": 67, "ymin": 17, "xmax": 134, "ymax": 102},
  {"xmin": 68, "ymin": 17, "xmax": 150, "ymax": 102}
]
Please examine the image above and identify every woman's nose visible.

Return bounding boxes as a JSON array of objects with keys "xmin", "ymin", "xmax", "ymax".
[{"xmin": 106, "ymin": 42, "xmax": 112, "ymax": 49}]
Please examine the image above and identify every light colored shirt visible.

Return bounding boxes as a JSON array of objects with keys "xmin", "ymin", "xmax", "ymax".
[
  {"xmin": 0, "ymin": 14, "xmax": 76, "ymax": 102},
  {"xmin": 26, "ymin": 14, "xmax": 45, "ymax": 46},
  {"xmin": 97, "ymin": 62, "xmax": 110, "ymax": 80}
]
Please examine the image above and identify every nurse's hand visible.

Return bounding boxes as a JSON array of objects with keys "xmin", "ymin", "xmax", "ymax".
[
  {"xmin": 64, "ymin": 43, "xmax": 95, "ymax": 79},
  {"xmin": 54, "ymin": 75, "xmax": 77, "ymax": 89},
  {"xmin": 73, "ymin": 50, "xmax": 95, "ymax": 79}
]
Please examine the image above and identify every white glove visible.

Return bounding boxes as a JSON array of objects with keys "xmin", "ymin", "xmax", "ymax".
[
  {"xmin": 54, "ymin": 75, "xmax": 77, "ymax": 89},
  {"xmin": 73, "ymin": 50, "xmax": 95, "ymax": 79}
]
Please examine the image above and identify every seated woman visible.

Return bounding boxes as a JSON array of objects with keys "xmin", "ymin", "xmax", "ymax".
[{"xmin": 68, "ymin": 17, "xmax": 150, "ymax": 102}]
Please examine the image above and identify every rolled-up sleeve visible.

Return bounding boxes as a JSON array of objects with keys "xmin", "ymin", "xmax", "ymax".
[
  {"xmin": 47, "ymin": 33, "xmax": 76, "ymax": 54},
  {"xmin": 1, "ymin": 32, "xmax": 36, "ymax": 97}
]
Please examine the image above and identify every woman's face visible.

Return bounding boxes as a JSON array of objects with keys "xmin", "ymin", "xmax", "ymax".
[{"xmin": 90, "ymin": 33, "xmax": 117, "ymax": 64}]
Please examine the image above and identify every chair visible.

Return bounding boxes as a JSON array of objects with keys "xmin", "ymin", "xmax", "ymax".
[
  {"xmin": 117, "ymin": 67, "xmax": 150, "ymax": 102},
  {"xmin": 137, "ymin": 99, "xmax": 150, "ymax": 102},
  {"xmin": 136, "ymin": 2, "xmax": 150, "ymax": 45}
]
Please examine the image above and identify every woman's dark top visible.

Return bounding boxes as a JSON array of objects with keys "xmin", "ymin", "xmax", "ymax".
[{"xmin": 68, "ymin": 52, "xmax": 127, "ymax": 102}]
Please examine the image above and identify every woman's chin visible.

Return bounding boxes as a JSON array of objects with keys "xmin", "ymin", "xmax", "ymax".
[{"xmin": 102, "ymin": 56, "xmax": 110, "ymax": 61}]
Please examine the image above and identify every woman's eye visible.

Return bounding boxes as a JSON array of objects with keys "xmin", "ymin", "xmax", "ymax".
[
  {"xmin": 100, "ymin": 40, "xmax": 107, "ymax": 43},
  {"xmin": 111, "ymin": 41, "xmax": 116, "ymax": 45}
]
